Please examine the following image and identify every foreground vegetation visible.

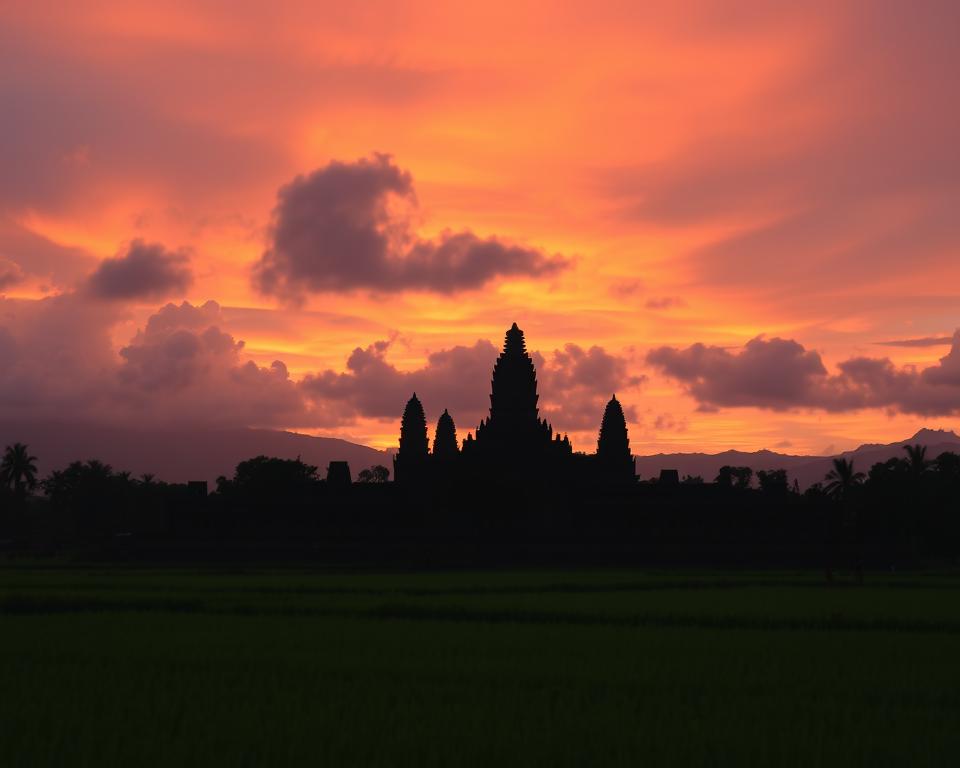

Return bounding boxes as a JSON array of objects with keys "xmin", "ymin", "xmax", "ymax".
[
  {"xmin": 1, "ymin": 567, "xmax": 959, "ymax": 766},
  {"xmin": 3, "ymin": 443, "xmax": 960, "ymax": 569}
]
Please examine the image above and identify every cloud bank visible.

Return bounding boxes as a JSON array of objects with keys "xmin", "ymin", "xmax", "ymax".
[
  {"xmin": 0, "ymin": 294, "xmax": 637, "ymax": 441},
  {"xmin": 648, "ymin": 332, "xmax": 960, "ymax": 416},
  {"xmin": 0, "ymin": 296, "xmax": 303, "ymax": 428},
  {"xmin": 536, "ymin": 344, "xmax": 645, "ymax": 430}
]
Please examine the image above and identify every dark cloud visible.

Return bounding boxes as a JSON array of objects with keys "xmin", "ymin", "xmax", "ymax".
[
  {"xmin": 301, "ymin": 339, "xmax": 499, "ymax": 426},
  {"xmin": 645, "ymin": 296, "xmax": 685, "ymax": 310},
  {"xmin": 648, "ymin": 330, "xmax": 960, "ymax": 416},
  {"xmin": 0, "ymin": 259, "xmax": 23, "ymax": 290},
  {"xmin": 0, "ymin": 296, "xmax": 308, "ymax": 428},
  {"xmin": 919, "ymin": 339, "xmax": 960, "ymax": 388},
  {"xmin": 87, "ymin": 240, "xmax": 193, "ymax": 301},
  {"xmin": 536, "ymin": 344, "xmax": 645, "ymax": 430},
  {"xmin": 653, "ymin": 414, "xmax": 687, "ymax": 433},
  {"xmin": 253, "ymin": 154, "xmax": 569, "ymax": 300},
  {"xmin": 0, "ymin": 294, "xmax": 123, "ymax": 421},
  {"xmin": 1, "ymin": 292, "xmax": 637, "ymax": 441},
  {"xmin": 114, "ymin": 301, "xmax": 306, "ymax": 427},
  {"xmin": 874, "ymin": 336, "xmax": 954, "ymax": 348},
  {"xmin": 648, "ymin": 337, "xmax": 828, "ymax": 410}
]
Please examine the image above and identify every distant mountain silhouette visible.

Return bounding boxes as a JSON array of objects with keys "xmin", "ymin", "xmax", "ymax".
[
  {"xmin": 0, "ymin": 421, "xmax": 390, "ymax": 484},
  {"xmin": 842, "ymin": 428, "xmax": 960, "ymax": 454},
  {"xmin": 634, "ymin": 428, "xmax": 960, "ymax": 489},
  {"xmin": 4, "ymin": 418, "xmax": 958, "ymax": 492}
]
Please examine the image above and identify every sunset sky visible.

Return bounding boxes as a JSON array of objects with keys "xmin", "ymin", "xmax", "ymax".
[{"xmin": 2, "ymin": 0, "xmax": 959, "ymax": 455}]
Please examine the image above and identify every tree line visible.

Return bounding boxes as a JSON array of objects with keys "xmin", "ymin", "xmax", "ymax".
[{"xmin": 1, "ymin": 441, "xmax": 958, "ymax": 568}]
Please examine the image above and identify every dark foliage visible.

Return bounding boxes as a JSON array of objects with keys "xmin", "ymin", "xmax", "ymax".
[
  {"xmin": 0, "ymin": 438, "xmax": 956, "ymax": 570},
  {"xmin": 715, "ymin": 465, "xmax": 753, "ymax": 489},
  {"xmin": 358, "ymin": 465, "xmax": 390, "ymax": 483}
]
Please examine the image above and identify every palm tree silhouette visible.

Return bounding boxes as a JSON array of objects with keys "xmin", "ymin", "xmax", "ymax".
[
  {"xmin": 903, "ymin": 444, "xmax": 931, "ymax": 479},
  {"xmin": 85, "ymin": 460, "xmax": 113, "ymax": 479},
  {"xmin": 823, "ymin": 457, "xmax": 864, "ymax": 501},
  {"xmin": 1, "ymin": 443, "xmax": 39, "ymax": 499},
  {"xmin": 822, "ymin": 457, "xmax": 865, "ymax": 584}
]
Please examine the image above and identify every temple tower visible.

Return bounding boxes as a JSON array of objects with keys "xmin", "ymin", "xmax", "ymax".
[
  {"xmin": 433, "ymin": 409, "xmax": 459, "ymax": 459},
  {"xmin": 474, "ymin": 323, "xmax": 543, "ymax": 454},
  {"xmin": 597, "ymin": 395, "xmax": 635, "ymax": 483},
  {"xmin": 467, "ymin": 323, "xmax": 571, "ymax": 477},
  {"xmin": 488, "ymin": 323, "xmax": 540, "ymax": 428},
  {"xmin": 394, "ymin": 392, "xmax": 429, "ymax": 482}
]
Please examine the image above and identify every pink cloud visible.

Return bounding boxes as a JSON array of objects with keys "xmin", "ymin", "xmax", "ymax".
[
  {"xmin": 0, "ymin": 295, "xmax": 640, "ymax": 442},
  {"xmin": 536, "ymin": 344, "xmax": 645, "ymax": 430},
  {"xmin": 302, "ymin": 337, "xmax": 642, "ymax": 436},
  {"xmin": 86, "ymin": 240, "xmax": 193, "ymax": 301},
  {"xmin": 0, "ymin": 296, "xmax": 307, "ymax": 428},
  {"xmin": 253, "ymin": 155, "xmax": 568, "ymax": 301},
  {"xmin": 0, "ymin": 218, "xmax": 96, "ymax": 288},
  {"xmin": 0, "ymin": 259, "xmax": 24, "ymax": 291},
  {"xmin": 649, "ymin": 331, "xmax": 960, "ymax": 416}
]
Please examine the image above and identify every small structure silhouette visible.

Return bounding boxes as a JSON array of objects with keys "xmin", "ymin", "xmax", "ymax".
[
  {"xmin": 326, "ymin": 461, "xmax": 352, "ymax": 487},
  {"xmin": 658, "ymin": 469, "xmax": 680, "ymax": 486}
]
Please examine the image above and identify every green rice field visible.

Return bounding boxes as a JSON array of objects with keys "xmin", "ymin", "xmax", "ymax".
[{"xmin": 1, "ymin": 567, "xmax": 958, "ymax": 766}]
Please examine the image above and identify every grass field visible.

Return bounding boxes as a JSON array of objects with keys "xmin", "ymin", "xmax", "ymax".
[{"xmin": 1, "ymin": 567, "xmax": 959, "ymax": 766}]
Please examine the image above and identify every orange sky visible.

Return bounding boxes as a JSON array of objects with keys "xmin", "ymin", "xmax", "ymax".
[{"xmin": 2, "ymin": 1, "xmax": 959, "ymax": 454}]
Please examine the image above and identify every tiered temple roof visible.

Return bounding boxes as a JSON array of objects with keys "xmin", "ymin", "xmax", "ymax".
[
  {"xmin": 433, "ymin": 409, "xmax": 459, "ymax": 458},
  {"xmin": 597, "ymin": 395, "xmax": 634, "ymax": 482},
  {"xmin": 470, "ymin": 323, "xmax": 564, "ymax": 463},
  {"xmin": 394, "ymin": 392, "xmax": 429, "ymax": 482},
  {"xmin": 395, "ymin": 324, "xmax": 633, "ymax": 485}
]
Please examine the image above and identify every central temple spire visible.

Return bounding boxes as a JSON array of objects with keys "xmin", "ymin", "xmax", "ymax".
[
  {"xmin": 503, "ymin": 322, "xmax": 526, "ymax": 356},
  {"xmin": 488, "ymin": 322, "xmax": 539, "ymax": 427},
  {"xmin": 464, "ymin": 321, "xmax": 565, "ymax": 472}
]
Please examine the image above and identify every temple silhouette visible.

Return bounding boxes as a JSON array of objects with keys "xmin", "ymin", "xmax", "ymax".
[
  {"xmin": 9, "ymin": 323, "xmax": 957, "ymax": 572},
  {"xmin": 394, "ymin": 323, "xmax": 635, "ymax": 486}
]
